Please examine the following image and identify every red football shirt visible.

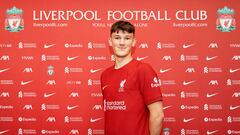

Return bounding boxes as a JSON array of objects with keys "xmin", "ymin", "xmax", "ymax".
[{"xmin": 101, "ymin": 59, "xmax": 162, "ymax": 135}]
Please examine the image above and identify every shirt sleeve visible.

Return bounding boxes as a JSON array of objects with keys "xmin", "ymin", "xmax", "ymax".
[{"xmin": 138, "ymin": 63, "xmax": 163, "ymax": 105}]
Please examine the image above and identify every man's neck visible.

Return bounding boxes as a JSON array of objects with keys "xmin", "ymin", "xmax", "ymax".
[{"xmin": 114, "ymin": 55, "xmax": 133, "ymax": 69}]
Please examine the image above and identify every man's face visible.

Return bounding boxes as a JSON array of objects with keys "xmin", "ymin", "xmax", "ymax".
[{"xmin": 109, "ymin": 30, "xmax": 136, "ymax": 58}]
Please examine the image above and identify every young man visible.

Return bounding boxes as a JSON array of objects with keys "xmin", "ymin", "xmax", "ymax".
[{"xmin": 101, "ymin": 20, "xmax": 164, "ymax": 135}]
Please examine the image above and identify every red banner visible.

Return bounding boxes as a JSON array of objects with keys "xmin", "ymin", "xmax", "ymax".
[{"xmin": 0, "ymin": 1, "xmax": 240, "ymax": 135}]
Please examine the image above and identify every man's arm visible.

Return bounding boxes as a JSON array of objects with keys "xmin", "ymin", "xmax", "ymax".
[{"xmin": 148, "ymin": 101, "xmax": 164, "ymax": 135}]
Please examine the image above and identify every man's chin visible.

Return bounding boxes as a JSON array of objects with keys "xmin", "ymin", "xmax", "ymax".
[
  {"xmin": 115, "ymin": 54, "xmax": 129, "ymax": 58},
  {"xmin": 115, "ymin": 55, "xmax": 127, "ymax": 58}
]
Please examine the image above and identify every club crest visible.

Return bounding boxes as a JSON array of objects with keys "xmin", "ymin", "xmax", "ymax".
[
  {"xmin": 5, "ymin": 6, "xmax": 24, "ymax": 32},
  {"xmin": 216, "ymin": 6, "xmax": 236, "ymax": 32}
]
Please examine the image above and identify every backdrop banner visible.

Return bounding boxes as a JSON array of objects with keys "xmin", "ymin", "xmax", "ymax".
[{"xmin": 0, "ymin": 1, "xmax": 240, "ymax": 135}]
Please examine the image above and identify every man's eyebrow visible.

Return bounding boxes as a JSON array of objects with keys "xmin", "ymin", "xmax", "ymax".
[
  {"xmin": 124, "ymin": 35, "xmax": 133, "ymax": 37},
  {"xmin": 112, "ymin": 33, "xmax": 133, "ymax": 37},
  {"xmin": 112, "ymin": 34, "xmax": 120, "ymax": 37}
]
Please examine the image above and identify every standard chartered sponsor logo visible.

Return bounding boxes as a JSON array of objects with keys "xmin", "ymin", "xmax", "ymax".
[
  {"xmin": 104, "ymin": 100, "xmax": 126, "ymax": 111},
  {"xmin": 18, "ymin": 42, "xmax": 36, "ymax": 48},
  {"xmin": 180, "ymin": 54, "xmax": 199, "ymax": 61},
  {"xmin": 88, "ymin": 42, "xmax": 106, "ymax": 49},
  {"xmin": 181, "ymin": 91, "xmax": 199, "ymax": 98},
  {"xmin": 151, "ymin": 77, "xmax": 161, "ymax": 87},
  {"xmin": 181, "ymin": 129, "xmax": 199, "ymax": 135},
  {"xmin": 18, "ymin": 128, "xmax": 36, "ymax": 134}
]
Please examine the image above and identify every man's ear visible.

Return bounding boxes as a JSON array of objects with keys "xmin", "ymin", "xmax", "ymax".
[
  {"xmin": 132, "ymin": 38, "xmax": 136, "ymax": 47},
  {"xmin": 109, "ymin": 37, "xmax": 112, "ymax": 46}
]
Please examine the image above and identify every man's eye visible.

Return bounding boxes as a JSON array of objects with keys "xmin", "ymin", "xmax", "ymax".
[
  {"xmin": 115, "ymin": 37, "xmax": 120, "ymax": 39},
  {"xmin": 125, "ymin": 38, "xmax": 130, "ymax": 40}
]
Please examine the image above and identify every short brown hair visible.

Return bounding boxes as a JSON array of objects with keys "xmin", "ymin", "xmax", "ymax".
[{"xmin": 110, "ymin": 20, "xmax": 135, "ymax": 35}]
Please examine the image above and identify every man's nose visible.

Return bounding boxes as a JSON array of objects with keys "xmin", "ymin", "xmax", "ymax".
[{"xmin": 119, "ymin": 39, "xmax": 125, "ymax": 45}]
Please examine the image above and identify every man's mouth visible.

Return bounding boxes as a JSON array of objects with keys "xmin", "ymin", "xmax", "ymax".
[{"xmin": 118, "ymin": 47, "xmax": 127, "ymax": 50}]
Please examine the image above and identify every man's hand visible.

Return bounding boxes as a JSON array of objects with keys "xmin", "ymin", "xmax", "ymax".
[{"xmin": 148, "ymin": 101, "xmax": 164, "ymax": 135}]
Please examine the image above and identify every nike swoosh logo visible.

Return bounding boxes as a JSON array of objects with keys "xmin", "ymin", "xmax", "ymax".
[
  {"xmin": 90, "ymin": 68, "xmax": 102, "ymax": 73},
  {"xmin": 229, "ymin": 68, "xmax": 240, "ymax": 73},
  {"xmin": 206, "ymin": 93, "xmax": 219, "ymax": 98},
  {"xmin": 183, "ymin": 118, "xmax": 195, "ymax": 123},
  {"xmin": 206, "ymin": 56, "xmax": 218, "ymax": 61},
  {"xmin": 44, "ymin": 44, "xmax": 55, "ymax": 49},
  {"xmin": 183, "ymin": 43, "xmax": 195, "ymax": 49},
  {"xmin": 136, "ymin": 56, "xmax": 149, "ymax": 61},
  {"xmin": 0, "ymin": 68, "xmax": 10, "ymax": 73},
  {"xmin": 230, "ymin": 105, "xmax": 240, "ymax": 110},
  {"xmin": 67, "ymin": 56, "xmax": 79, "ymax": 61},
  {"xmin": 67, "ymin": 105, "xmax": 79, "ymax": 110},
  {"xmin": 163, "ymin": 105, "xmax": 172, "ymax": 110},
  {"xmin": 183, "ymin": 80, "xmax": 195, "ymax": 85},
  {"xmin": 102, "ymin": 85, "xmax": 108, "ymax": 90},
  {"xmin": 160, "ymin": 68, "xmax": 172, "ymax": 73},
  {"xmin": 0, "ymin": 130, "xmax": 10, "ymax": 134},
  {"xmin": 207, "ymin": 130, "xmax": 218, "ymax": 135},
  {"xmin": 21, "ymin": 80, "xmax": 33, "ymax": 85},
  {"xmin": 44, "ymin": 93, "xmax": 56, "ymax": 98},
  {"xmin": 90, "ymin": 117, "xmax": 103, "ymax": 122}
]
